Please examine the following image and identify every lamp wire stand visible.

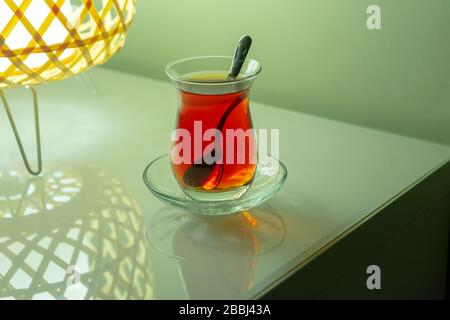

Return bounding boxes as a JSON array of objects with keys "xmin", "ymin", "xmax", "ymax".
[{"xmin": 0, "ymin": 87, "xmax": 43, "ymax": 176}]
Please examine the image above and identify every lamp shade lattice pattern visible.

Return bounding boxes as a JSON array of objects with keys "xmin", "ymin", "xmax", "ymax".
[{"xmin": 0, "ymin": 0, "xmax": 136, "ymax": 88}]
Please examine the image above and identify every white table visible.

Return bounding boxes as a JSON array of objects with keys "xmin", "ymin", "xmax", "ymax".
[{"xmin": 0, "ymin": 68, "xmax": 449, "ymax": 299}]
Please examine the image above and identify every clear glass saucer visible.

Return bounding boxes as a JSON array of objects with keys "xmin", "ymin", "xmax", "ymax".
[{"xmin": 142, "ymin": 154, "xmax": 287, "ymax": 215}]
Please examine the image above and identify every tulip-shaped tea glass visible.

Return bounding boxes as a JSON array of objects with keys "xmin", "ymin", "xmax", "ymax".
[{"xmin": 166, "ymin": 56, "xmax": 262, "ymax": 201}]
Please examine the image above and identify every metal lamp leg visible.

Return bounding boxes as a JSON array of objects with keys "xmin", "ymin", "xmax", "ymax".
[{"xmin": 0, "ymin": 87, "xmax": 42, "ymax": 176}]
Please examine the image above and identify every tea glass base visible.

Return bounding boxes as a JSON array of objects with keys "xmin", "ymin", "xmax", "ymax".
[
  {"xmin": 183, "ymin": 184, "xmax": 251, "ymax": 202},
  {"xmin": 142, "ymin": 154, "xmax": 287, "ymax": 216}
]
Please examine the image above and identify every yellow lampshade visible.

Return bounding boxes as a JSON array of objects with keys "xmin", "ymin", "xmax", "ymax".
[{"xmin": 0, "ymin": 0, "xmax": 136, "ymax": 88}]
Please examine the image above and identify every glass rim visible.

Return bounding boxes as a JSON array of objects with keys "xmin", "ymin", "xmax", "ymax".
[{"xmin": 165, "ymin": 55, "xmax": 262, "ymax": 87}]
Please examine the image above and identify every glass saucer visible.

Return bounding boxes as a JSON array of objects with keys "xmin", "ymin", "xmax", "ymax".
[{"xmin": 142, "ymin": 154, "xmax": 287, "ymax": 215}]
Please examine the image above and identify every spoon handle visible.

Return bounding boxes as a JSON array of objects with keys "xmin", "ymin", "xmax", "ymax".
[{"xmin": 228, "ymin": 35, "xmax": 253, "ymax": 79}]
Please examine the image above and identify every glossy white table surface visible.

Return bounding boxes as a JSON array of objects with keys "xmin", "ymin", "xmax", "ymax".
[{"xmin": 1, "ymin": 68, "xmax": 449, "ymax": 300}]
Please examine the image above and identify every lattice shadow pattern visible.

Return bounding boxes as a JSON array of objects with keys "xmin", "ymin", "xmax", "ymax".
[{"xmin": 0, "ymin": 165, "xmax": 154, "ymax": 300}]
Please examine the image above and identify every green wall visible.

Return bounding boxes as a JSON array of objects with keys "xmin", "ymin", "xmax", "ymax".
[{"xmin": 105, "ymin": 0, "xmax": 450, "ymax": 145}]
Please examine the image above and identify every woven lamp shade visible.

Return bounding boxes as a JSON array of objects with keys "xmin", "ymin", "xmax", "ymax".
[{"xmin": 0, "ymin": 0, "xmax": 136, "ymax": 88}]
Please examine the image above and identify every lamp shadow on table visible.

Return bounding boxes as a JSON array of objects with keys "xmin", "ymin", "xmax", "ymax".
[
  {"xmin": 0, "ymin": 164, "xmax": 154, "ymax": 300},
  {"xmin": 146, "ymin": 204, "xmax": 286, "ymax": 299}
]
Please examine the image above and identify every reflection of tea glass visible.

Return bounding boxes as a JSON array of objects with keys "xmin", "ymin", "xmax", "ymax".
[
  {"xmin": 145, "ymin": 205, "xmax": 286, "ymax": 299},
  {"xmin": 166, "ymin": 56, "xmax": 262, "ymax": 202}
]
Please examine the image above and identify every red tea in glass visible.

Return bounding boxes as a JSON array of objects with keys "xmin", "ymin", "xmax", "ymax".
[{"xmin": 166, "ymin": 57, "xmax": 261, "ymax": 201}]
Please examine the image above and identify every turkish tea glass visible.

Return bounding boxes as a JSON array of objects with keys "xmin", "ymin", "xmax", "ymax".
[{"xmin": 166, "ymin": 56, "xmax": 261, "ymax": 201}]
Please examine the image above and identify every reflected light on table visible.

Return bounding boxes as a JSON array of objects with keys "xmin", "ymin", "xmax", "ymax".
[{"xmin": 241, "ymin": 210, "xmax": 258, "ymax": 228}]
